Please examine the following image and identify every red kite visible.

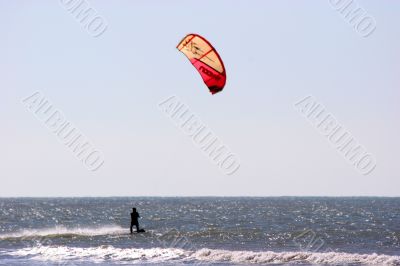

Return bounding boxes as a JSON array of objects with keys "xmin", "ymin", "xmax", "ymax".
[{"xmin": 177, "ymin": 34, "xmax": 226, "ymax": 94}]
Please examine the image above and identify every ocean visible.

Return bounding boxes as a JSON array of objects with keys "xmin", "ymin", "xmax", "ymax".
[{"xmin": 0, "ymin": 197, "xmax": 399, "ymax": 265}]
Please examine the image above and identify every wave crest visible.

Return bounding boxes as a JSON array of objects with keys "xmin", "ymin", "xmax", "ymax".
[
  {"xmin": 194, "ymin": 248, "xmax": 400, "ymax": 265},
  {"xmin": 7, "ymin": 246, "xmax": 400, "ymax": 265}
]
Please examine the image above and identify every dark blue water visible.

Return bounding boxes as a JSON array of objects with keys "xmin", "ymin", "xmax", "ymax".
[{"xmin": 0, "ymin": 197, "xmax": 399, "ymax": 265}]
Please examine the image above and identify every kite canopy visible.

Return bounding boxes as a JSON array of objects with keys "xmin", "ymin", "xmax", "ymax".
[{"xmin": 177, "ymin": 34, "xmax": 226, "ymax": 94}]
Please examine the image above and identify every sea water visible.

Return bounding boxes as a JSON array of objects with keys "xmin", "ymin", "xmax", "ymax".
[{"xmin": 0, "ymin": 197, "xmax": 399, "ymax": 265}]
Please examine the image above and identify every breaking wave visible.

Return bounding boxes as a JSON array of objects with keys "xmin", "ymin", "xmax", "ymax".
[
  {"xmin": 0, "ymin": 225, "xmax": 126, "ymax": 240},
  {"xmin": 194, "ymin": 248, "xmax": 400, "ymax": 265},
  {"xmin": 6, "ymin": 246, "xmax": 400, "ymax": 265}
]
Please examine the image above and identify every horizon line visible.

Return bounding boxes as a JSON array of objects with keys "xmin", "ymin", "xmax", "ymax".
[{"xmin": 1, "ymin": 195, "xmax": 399, "ymax": 198}]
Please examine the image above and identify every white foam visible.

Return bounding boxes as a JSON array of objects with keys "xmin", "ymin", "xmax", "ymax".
[
  {"xmin": 0, "ymin": 225, "xmax": 126, "ymax": 239},
  {"xmin": 9, "ymin": 246, "xmax": 187, "ymax": 264},
  {"xmin": 7, "ymin": 246, "xmax": 400, "ymax": 265},
  {"xmin": 193, "ymin": 248, "xmax": 400, "ymax": 265}
]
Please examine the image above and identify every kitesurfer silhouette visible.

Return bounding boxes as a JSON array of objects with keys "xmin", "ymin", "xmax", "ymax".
[{"xmin": 130, "ymin": 208, "xmax": 141, "ymax": 234}]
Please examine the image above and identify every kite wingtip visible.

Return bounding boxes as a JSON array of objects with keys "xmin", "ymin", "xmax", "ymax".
[{"xmin": 209, "ymin": 87, "xmax": 223, "ymax": 95}]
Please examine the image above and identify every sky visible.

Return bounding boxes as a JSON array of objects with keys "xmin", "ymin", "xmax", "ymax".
[{"xmin": 1, "ymin": 1, "xmax": 399, "ymax": 197}]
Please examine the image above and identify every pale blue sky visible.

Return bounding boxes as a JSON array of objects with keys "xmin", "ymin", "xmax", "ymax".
[{"xmin": 1, "ymin": 1, "xmax": 399, "ymax": 196}]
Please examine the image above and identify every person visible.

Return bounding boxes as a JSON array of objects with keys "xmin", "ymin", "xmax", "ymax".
[{"xmin": 130, "ymin": 208, "xmax": 140, "ymax": 234}]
